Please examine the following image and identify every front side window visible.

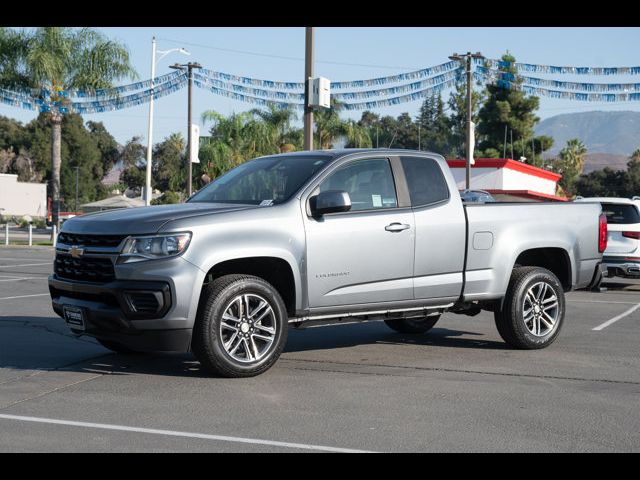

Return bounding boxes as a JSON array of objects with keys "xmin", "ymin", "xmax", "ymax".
[
  {"xmin": 319, "ymin": 158, "xmax": 398, "ymax": 211},
  {"xmin": 400, "ymin": 156, "xmax": 449, "ymax": 207}
]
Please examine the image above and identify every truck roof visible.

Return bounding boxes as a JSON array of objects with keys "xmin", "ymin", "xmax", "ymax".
[{"xmin": 261, "ymin": 148, "xmax": 441, "ymax": 160}]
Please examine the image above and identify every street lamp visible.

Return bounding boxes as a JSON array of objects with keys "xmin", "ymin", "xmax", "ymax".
[
  {"xmin": 169, "ymin": 62, "xmax": 202, "ymax": 199},
  {"xmin": 144, "ymin": 37, "xmax": 190, "ymax": 206}
]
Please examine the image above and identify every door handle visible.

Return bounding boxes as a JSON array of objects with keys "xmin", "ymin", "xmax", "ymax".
[{"xmin": 385, "ymin": 222, "xmax": 411, "ymax": 232}]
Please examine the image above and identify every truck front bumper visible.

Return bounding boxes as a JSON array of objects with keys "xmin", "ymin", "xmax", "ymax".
[{"xmin": 49, "ymin": 275, "xmax": 192, "ymax": 352}]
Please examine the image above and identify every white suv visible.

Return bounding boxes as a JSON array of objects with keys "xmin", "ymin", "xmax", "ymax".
[{"xmin": 576, "ymin": 197, "xmax": 640, "ymax": 278}]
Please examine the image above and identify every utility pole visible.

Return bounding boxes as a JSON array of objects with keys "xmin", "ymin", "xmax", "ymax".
[
  {"xmin": 171, "ymin": 61, "xmax": 202, "ymax": 198},
  {"xmin": 449, "ymin": 51, "xmax": 484, "ymax": 189},
  {"xmin": 75, "ymin": 166, "xmax": 79, "ymax": 213},
  {"xmin": 303, "ymin": 27, "xmax": 315, "ymax": 150}
]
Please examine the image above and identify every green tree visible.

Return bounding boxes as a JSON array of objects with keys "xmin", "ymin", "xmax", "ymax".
[
  {"xmin": 417, "ymin": 93, "xmax": 450, "ymax": 154},
  {"xmin": 250, "ymin": 105, "xmax": 301, "ymax": 152},
  {"xmin": 314, "ymin": 99, "xmax": 349, "ymax": 149},
  {"xmin": 575, "ymin": 168, "xmax": 625, "ymax": 197},
  {"xmin": 24, "ymin": 113, "xmax": 109, "ymax": 211},
  {"xmin": 154, "ymin": 133, "xmax": 185, "ymax": 194},
  {"xmin": 0, "ymin": 27, "xmax": 136, "ymax": 227},
  {"xmin": 553, "ymin": 138, "xmax": 588, "ymax": 196},
  {"xmin": 86, "ymin": 121, "xmax": 119, "ymax": 175},
  {"xmin": 476, "ymin": 53, "xmax": 552, "ymax": 165}
]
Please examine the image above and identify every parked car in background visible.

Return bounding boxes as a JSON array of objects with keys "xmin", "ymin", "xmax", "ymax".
[
  {"xmin": 459, "ymin": 189, "xmax": 496, "ymax": 203},
  {"xmin": 575, "ymin": 197, "xmax": 640, "ymax": 278}
]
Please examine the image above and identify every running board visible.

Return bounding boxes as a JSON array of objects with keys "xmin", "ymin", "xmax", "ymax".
[{"xmin": 288, "ymin": 303, "xmax": 454, "ymax": 328}]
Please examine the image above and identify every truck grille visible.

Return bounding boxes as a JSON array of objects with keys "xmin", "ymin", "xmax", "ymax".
[
  {"xmin": 54, "ymin": 255, "xmax": 115, "ymax": 283},
  {"xmin": 58, "ymin": 233, "xmax": 127, "ymax": 249}
]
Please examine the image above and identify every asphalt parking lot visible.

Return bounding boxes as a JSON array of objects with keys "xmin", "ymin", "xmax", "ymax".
[{"xmin": 0, "ymin": 247, "xmax": 639, "ymax": 452}]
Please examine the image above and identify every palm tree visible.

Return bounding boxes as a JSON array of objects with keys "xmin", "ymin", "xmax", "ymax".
[
  {"xmin": 250, "ymin": 105, "xmax": 299, "ymax": 152},
  {"xmin": 0, "ymin": 27, "xmax": 136, "ymax": 228},
  {"xmin": 314, "ymin": 99, "xmax": 349, "ymax": 149},
  {"xmin": 558, "ymin": 138, "xmax": 588, "ymax": 196}
]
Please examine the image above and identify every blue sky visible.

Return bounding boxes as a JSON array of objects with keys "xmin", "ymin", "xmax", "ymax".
[{"xmin": 1, "ymin": 27, "xmax": 639, "ymax": 145}]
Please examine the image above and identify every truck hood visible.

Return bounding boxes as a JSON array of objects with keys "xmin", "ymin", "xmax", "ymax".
[{"xmin": 61, "ymin": 203, "xmax": 256, "ymax": 235}]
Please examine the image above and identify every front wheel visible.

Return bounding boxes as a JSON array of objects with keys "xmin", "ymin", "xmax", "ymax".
[
  {"xmin": 494, "ymin": 267, "xmax": 565, "ymax": 349},
  {"xmin": 192, "ymin": 274, "xmax": 289, "ymax": 378}
]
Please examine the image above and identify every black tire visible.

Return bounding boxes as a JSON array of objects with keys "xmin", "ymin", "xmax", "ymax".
[
  {"xmin": 192, "ymin": 274, "xmax": 289, "ymax": 378},
  {"xmin": 96, "ymin": 338, "xmax": 139, "ymax": 354},
  {"xmin": 384, "ymin": 315, "xmax": 441, "ymax": 334},
  {"xmin": 494, "ymin": 266, "xmax": 565, "ymax": 349}
]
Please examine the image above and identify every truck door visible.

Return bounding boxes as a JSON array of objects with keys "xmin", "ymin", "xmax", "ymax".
[
  {"xmin": 303, "ymin": 157, "xmax": 415, "ymax": 309},
  {"xmin": 400, "ymin": 156, "xmax": 466, "ymax": 301}
]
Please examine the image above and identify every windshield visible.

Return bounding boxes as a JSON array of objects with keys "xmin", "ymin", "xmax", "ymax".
[{"xmin": 188, "ymin": 155, "xmax": 331, "ymax": 205}]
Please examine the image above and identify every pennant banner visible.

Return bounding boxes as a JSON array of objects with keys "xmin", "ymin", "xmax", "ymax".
[
  {"xmin": 195, "ymin": 68, "xmax": 463, "ymax": 101},
  {"xmin": 479, "ymin": 58, "xmax": 640, "ymax": 76},
  {"xmin": 70, "ymin": 71, "xmax": 184, "ymax": 98},
  {"xmin": 194, "ymin": 79, "xmax": 303, "ymax": 110},
  {"xmin": 72, "ymin": 73, "xmax": 188, "ymax": 114},
  {"xmin": 341, "ymin": 78, "xmax": 458, "ymax": 110},
  {"xmin": 195, "ymin": 77, "xmax": 459, "ymax": 110},
  {"xmin": 199, "ymin": 61, "xmax": 460, "ymax": 91},
  {"xmin": 482, "ymin": 75, "xmax": 640, "ymax": 102},
  {"xmin": 476, "ymin": 66, "xmax": 640, "ymax": 93}
]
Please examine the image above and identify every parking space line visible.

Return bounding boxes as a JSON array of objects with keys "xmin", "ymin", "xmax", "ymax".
[
  {"xmin": 0, "ymin": 414, "xmax": 373, "ymax": 453},
  {"xmin": 566, "ymin": 299, "xmax": 638, "ymax": 305},
  {"xmin": 0, "ymin": 293, "xmax": 49, "ymax": 301},
  {"xmin": 0, "ymin": 263, "xmax": 52, "ymax": 268},
  {"xmin": 592, "ymin": 303, "xmax": 640, "ymax": 331}
]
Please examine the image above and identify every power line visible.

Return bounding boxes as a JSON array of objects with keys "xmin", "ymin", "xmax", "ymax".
[{"xmin": 156, "ymin": 37, "xmax": 423, "ymax": 71}]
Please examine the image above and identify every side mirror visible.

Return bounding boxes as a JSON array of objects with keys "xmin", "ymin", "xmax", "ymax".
[{"xmin": 310, "ymin": 190, "xmax": 352, "ymax": 217}]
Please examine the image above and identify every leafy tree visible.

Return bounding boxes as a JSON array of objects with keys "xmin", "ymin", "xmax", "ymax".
[
  {"xmin": 476, "ymin": 53, "xmax": 552, "ymax": 165},
  {"xmin": 87, "ymin": 121, "xmax": 119, "ymax": 175},
  {"xmin": 0, "ymin": 27, "xmax": 136, "ymax": 227},
  {"xmin": 553, "ymin": 138, "xmax": 588, "ymax": 196},
  {"xmin": 314, "ymin": 99, "xmax": 349, "ymax": 149},
  {"xmin": 151, "ymin": 190, "xmax": 181, "ymax": 205},
  {"xmin": 416, "ymin": 93, "xmax": 450, "ymax": 154},
  {"xmin": 575, "ymin": 168, "xmax": 624, "ymax": 197},
  {"xmin": 154, "ymin": 133, "xmax": 185, "ymax": 193}
]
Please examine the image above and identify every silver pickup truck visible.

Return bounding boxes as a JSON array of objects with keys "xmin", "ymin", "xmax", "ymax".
[{"xmin": 49, "ymin": 149, "xmax": 606, "ymax": 377}]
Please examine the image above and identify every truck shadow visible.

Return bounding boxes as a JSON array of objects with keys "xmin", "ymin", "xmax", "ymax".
[{"xmin": 0, "ymin": 316, "xmax": 507, "ymax": 380}]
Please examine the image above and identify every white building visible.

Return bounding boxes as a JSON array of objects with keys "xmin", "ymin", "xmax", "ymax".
[
  {"xmin": 447, "ymin": 158, "xmax": 566, "ymax": 202},
  {"xmin": 0, "ymin": 174, "xmax": 47, "ymax": 217}
]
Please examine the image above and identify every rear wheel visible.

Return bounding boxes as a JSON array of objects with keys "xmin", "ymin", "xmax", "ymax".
[
  {"xmin": 494, "ymin": 267, "xmax": 565, "ymax": 349},
  {"xmin": 192, "ymin": 274, "xmax": 288, "ymax": 378},
  {"xmin": 384, "ymin": 315, "xmax": 441, "ymax": 334}
]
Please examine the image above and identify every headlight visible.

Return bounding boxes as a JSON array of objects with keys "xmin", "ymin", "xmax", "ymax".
[{"xmin": 119, "ymin": 233, "xmax": 191, "ymax": 263}]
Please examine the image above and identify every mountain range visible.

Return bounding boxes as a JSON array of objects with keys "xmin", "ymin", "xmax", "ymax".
[{"xmin": 534, "ymin": 111, "xmax": 640, "ymax": 173}]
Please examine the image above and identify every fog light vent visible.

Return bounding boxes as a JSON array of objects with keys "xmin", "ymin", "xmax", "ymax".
[{"xmin": 123, "ymin": 291, "xmax": 163, "ymax": 314}]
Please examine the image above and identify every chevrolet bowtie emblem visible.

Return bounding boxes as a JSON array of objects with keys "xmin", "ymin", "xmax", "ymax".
[{"xmin": 69, "ymin": 246, "xmax": 85, "ymax": 258}]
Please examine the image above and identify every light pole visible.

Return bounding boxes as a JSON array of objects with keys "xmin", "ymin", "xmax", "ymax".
[
  {"xmin": 449, "ymin": 51, "xmax": 484, "ymax": 190},
  {"xmin": 170, "ymin": 62, "xmax": 202, "ymax": 199},
  {"xmin": 144, "ymin": 37, "xmax": 190, "ymax": 206}
]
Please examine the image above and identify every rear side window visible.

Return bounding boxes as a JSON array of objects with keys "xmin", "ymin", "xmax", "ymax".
[
  {"xmin": 400, "ymin": 156, "xmax": 449, "ymax": 206},
  {"xmin": 601, "ymin": 203, "xmax": 640, "ymax": 224}
]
